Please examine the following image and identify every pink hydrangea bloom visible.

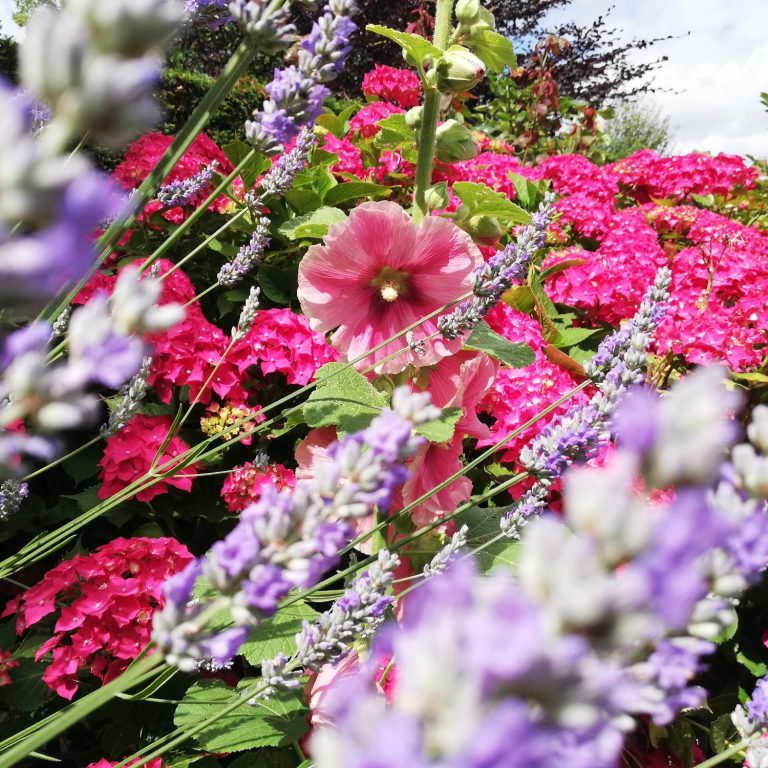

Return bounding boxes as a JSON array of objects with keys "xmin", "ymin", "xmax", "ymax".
[
  {"xmin": 610, "ymin": 149, "xmax": 757, "ymax": 202},
  {"xmin": 98, "ymin": 415, "xmax": 199, "ymax": 502},
  {"xmin": 2, "ymin": 537, "xmax": 192, "ymax": 699},
  {"xmin": 221, "ymin": 461, "xmax": 296, "ymax": 512},
  {"xmin": 361, "ymin": 65, "xmax": 421, "ymax": 108},
  {"xmin": 0, "ymin": 649, "xmax": 19, "ymax": 687},
  {"xmin": 479, "ymin": 303, "xmax": 589, "ymax": 463},
  {"xmin": 297, "ymin": 201, "xmax": 483, "ymax": 374},
  {"xmin": 230, "ymin": 308, "xmax": 339, "ymax": 386},
  {"xmin": 323, "ymin": 134, "xmax": 368, "ymax": 178},
  {"xmin": 349, "ymin": 101, "xmax": 404, "ymax": 138},
  {"xmin": 436, "ymin": 151, "xmax": 530, "ymax": 199}
]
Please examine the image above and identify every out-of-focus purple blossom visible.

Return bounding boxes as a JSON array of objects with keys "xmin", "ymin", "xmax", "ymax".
[
  {"xmin": 439, "ymin": 193, "xmax": 556, "ymax": 341},
  {"xmin": 733, "ymin": 675, "xmax": 768, "ymax": 767},
  {"xmin": 229, "ymin": 0, "xmax": 295, "ymax": 52},
  {"xmin": 156, "ymin": 161, "xmax": 218, "ymax": 209},
  {"xmin": 245, "ymin": 1, "xmax": 357, "ymax": 152},
  {"xmin": 0, "ymin": 479, "xmax": 29, "ymax": 521},
  {"xmin": 153, "ymin": 388, "xmax": 439, "ymax": 670}
]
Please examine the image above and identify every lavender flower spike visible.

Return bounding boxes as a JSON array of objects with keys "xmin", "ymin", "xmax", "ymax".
[
  {"xmin": 153, "ymin": 388, "xmax": 440, "ymax": 670},
  {"xmin": 217, "ymin": 216, "xmax": 271, "ymax": 287},
  {"xmin": 438, "ymin": 192, "xmax": 556, "ymax": 341},
  {"xmin": 0, "ymin": 479, "xmax": 29, "ymax": 522},
  {"xmin": 156, "ymin": 162, "xmax": 218, "ymax": 209}
]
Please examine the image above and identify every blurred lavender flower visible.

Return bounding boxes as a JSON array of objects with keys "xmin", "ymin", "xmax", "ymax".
[
  {"xmin": 733, "ymin": 676, "xmax": 768, "ymax": 767},
  {"xmin": 245, "ymin": 1, "xmax": 357, "ymax": 152},
  {"xmin": 156, "ymin": 162, "xmax": 218, "ymax": 209},
  {"xmin": 153, "ymin": 388, "xmax": 440, "ymax": 670},
  {"xmin": 439, "ymin": 193, "xmax": 556, "ymax": 341},
  {"xmin": 229, "ymin": 0, "xmax": 296, "ymax": 52},
  {"xmin": 0, "ymin": 479, "xmax": 29, "ymax": 521}
]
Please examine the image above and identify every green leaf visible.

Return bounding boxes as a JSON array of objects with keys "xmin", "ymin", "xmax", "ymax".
[
  {"xmin": 540, "ymin": 257, "xmax": 586, "ymax": 281},
  {"xmin": 240, "ymin": 603, "xmax": 319, "ymax": 666},
  {"xmin": 470, "ymin": 29, "xmax": 517, "ymax": 72},
  {"xmin": 259, "ymin": 263, "xmax": 299, "ymax": 306},
  {"xmin": 278, "ymin": 207, "xmax": 346, "ymax": 240},
  {"xmin": 465, "ymin": 321, "xmax": 535, "ymax": 368},
  {"xmin": 0, "ymin": 658, "xmax": 55, "ymax": 713},
  {"xmin": 228, "ymin": 749, "xmax": 297, "ymax": 768},
  {"xmin": 732, "ymin": 371, "xmax": 768, "ymax": 387},
  {"xmin": 283, "ymin": 188, "xmax": 324, "ymax": 215},
  {"xmin": 453, "ymin": 182, "xmax": 531, "ymax": 224},
  {"xmin": 305, "ymin": 363, "xmax": 388, "ymax": 432},
  {"xmin": 174, "ymin": 680, "xmax": 307, "ymax": 753},
  {"xmin": 222, "ymin": 140, "xmax": 270, "ymax": 191},
  {"xmin": 509, "ymin": 173, "xmax": 542, "ymax": 209},
  {"xmin": 710, "ymin": 712, "xmax": 739, "ymax": 754},
  {"xmin": 736, "ymin": 647, "xmax": 768, "ymax": 677},
  {"xmin": 415, "ymin": 407, "xmax": 463, "ymax": 443},
  {"xmin": 366, "ymin": 25, "xmax": 442, "ymax": 65},
  {"xmin": 325, "ymin": 181, "xmax": 391, "ymax": 207},
  {"xmin": 551, "ymin": 325, "xmax": 600, "ymax": 349},
  {"xmin": 373, "ymin": 113, "xmax": 417, "ymax": 150},
  {"xmin": 454, "ymin": 504, "xmax": 520, "ymax": 573}
]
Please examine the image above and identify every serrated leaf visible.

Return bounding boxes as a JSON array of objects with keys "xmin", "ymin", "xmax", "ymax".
[
  {"xmin": 305, "ymin": 363, "xmax": 388, "ymax": 432},
  {"xmin": 366, "ymin": 25, "xmax": 442, "ymax": 64},
  {"xmin": 240, "ymin": 603, "xmax": 319, "ymax": 666},
  {"xmin": 453, "ymin": 182, "xmax": 531, "ymax": 224},
  {"xmin": 454, "ymin": 505, "xmax": 520, "ymax": 573},
  {"xmin": 470, "ymin": 29, "xmax": 517, "ymax": 72},
  {"xmin": 710, "ymin": 712, "xmax": 739, "ymax": 753},
  {"xmin": 278, "ymin": 207, "xmax": 346, "ymax": 240},
  {"xmin": 373, "ymin": 113, "xmax": 416, "ymax": 148},
  {"xmin": 174, "ymin": 680, "xmax": 307, "ymax": 753},
  {"xmin": 540, "ymin": 257, "xmax": 586, "ymax": 281},
  {"xmin": 0, "ymin": 658, "xmax": 54, "ymax": 713},
  {"xmin": 325, "ymin": 181, "xmax": 391, "ymax": 206},
  {"xmin": 551, "ymin": 325, "xmax": 600, "ymax": 349},
  {"xmin": 465, "ymin": 321, "xmax": 535, "ymax": 368},
  {"xmin": 415, "ymin": 407, "xmax": 463, "ymax": 443}
]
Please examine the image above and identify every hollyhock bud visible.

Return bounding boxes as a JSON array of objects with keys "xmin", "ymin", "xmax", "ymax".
[
  {"xmin": 466, "ymin": 214, "xmax": 502, "ymax": 239},
  {"xmin": 456, "ymin": 0, "xmax": 482, "ymax": 25},
  {"xmin": 434, "ymin": 119, "xmax": 480, "ymax": 162},
  {"xmin": 404, "ymin": 106, "xmax": 422, "ymax": 129},
  {"xmin": 424, "ymin": 182, "xmax": 450, "ymax": 211},
  {"xmin": 435, "ymin": 45, "xmax": 486, "ymax": 93}
]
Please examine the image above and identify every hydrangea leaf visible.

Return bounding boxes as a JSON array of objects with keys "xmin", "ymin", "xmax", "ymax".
[
  {"xmin": 174, "ymin": 680, "xmax": 307, "ymax": 753},
  {"xmin": 453, "ymin": 182, "xmax": 531, "ymax": 224},
  {"xmin": 366, "ymin": 25, "xmax": 442, "ymax": 66},
  {"xmin": 239, "ymin": 603, "xmax": 320, "ymax": 666},
  {"xmin": 465, "ymin": 321, "xmax": 535, "ymax": 368},
  {"xmin": 0, "ymin": 658, "xmax": 55, "ymax": 713},
  {"xmin": 278, "ymin": 206, "xmax": 346, "ymax": 240},
  {"xmin": 324, "ymin": 181, "xmax": 392, "ymax": 207},
  {"xmin": 470, "ymin": 29, "xmax": 517, "ymax": 73},
  {"xmin": 453, "ymin": 504, "xmax": 520, "ymax": 573},
  {"xmin": 305, "ymin": 363, "xmax": 389, "ymax": 432},
  {"xmin": 415, "ymin": 407, "xmax": 463, "ymax": 443}
]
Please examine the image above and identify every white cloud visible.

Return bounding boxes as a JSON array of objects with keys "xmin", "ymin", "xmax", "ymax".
[{"xmin": 544, "ymin": 0, "xmax": 768, "ymax": 157}]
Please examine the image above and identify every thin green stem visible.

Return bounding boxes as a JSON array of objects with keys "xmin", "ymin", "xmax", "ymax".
[
  {"xmin": 693, "ymin": 739, "xmax": 753, "ymax": 768},
  {"xmin": 22, "ymin": 435, "xmax": 101, "ymax": 482},
  {"xmin": 412, "ymin": 0, "xmax": 454, "ymax": 223}
]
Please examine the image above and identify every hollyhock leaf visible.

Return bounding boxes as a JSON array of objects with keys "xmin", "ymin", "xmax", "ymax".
[
  {"xmin": 502, "ymin": 285, "xmax": 537, "ymax": 315},
  {"xmin": 453, "ymin": 181, "xmax": 531, "ymax": 224},
  {"xmin": 415, "ymin": 407, "xmax": 463, "ymax": 443},
  {"xmin": 174, "ymin": 680, "xmax": 307, "ymax": 752},
  {"xmin": 0, "ymin": 658, "xmax": 54, "ymax": 712},
  {"xmin": 239, "ymin": 603, "xmax": 319, "ymax": 665},
  {"xmin": 470, "ymin": 29, "xmax": 518, "ymax": 73},
  {"xmin": 509, "ymin": 173, "xmax": 548, "ymax": 209},
  {"xmin": 454, "ymin": 504, "xmax": 521, "ymax": 573},
  {"xmin": 710, "ymin": 712, "xmax": 739, "ymax": 754},
  {"xmin": 373, "ymin": 113, "xmax": 416, "ymax": 147},
  {"xmin": 258, "ymin": 264, "xmax": 300, "ymax": 306},
  {"xmin": 284, "ymin": 188, "xmax": 324, "ymax": 214},
  {"xmin": 465, "ymin": 321, "xmax": 535, "ymax": 368},
  {"xmin": 539, "ymin": 257, "xmax": 586, "ymax": 281},
  {"xmin": 551, "ymin": 325, "xmax": 600, "ymax": 349},
  {"xmin": 324, "ymin": 182, "xmax": 391, "ymax": 207},
  {"xmin": 365, "ymin": 25, "xmax": 442, "ymax": 67},
  {"xmin": 278, "ymin": 207, "xmax": 347, "ymax": 241},
  {"xmin": 305, "ymin": 363, "xmax": 388, "ymax": 432}
]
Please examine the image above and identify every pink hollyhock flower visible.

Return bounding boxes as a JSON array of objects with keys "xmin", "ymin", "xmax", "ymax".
[
  {"xmin": 349, "ymin": 101, "xmax": 404, "ymax": 138},
  {"xmin": 0, "ymin": 648, "xmax": 19, "ymax": 687},
  {"xmin": 2, "ymin": 537, "xmax": 192, "ymax": 699},
  {"xmin": 98, "ymin": 414, "xmax": 200, "ymax": 502},
  {"xmin": 230, "ymin": 308, "xmax": 339, "ymax": 387},
  {"xmin": 295, "ymin": 426, "xmax": 338, "ymax": 482},
  {"xmin": 361, "ymin": 64, "xmax": 421, "ymax": 108},
  {"xmin": 297, "ymin": 201, "xmax": 483, "ymax": 374},
  {"xmin": 221, "ymin": 461, "xmax": 296, "ymax": 513}
]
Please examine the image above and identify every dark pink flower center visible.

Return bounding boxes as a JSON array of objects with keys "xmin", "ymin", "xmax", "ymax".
[{"xmin": 370, "ymin": 266, "xmax": 410, "ymax": 303}]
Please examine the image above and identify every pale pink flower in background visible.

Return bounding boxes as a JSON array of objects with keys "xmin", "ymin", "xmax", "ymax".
[{"xmin": 297, "ymin": 201, "xmax": 482, "ymax": 374}]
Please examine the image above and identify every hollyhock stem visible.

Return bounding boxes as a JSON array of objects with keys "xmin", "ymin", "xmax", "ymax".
[
  {"xmin": 693, "ymin": 739, "xmax": 752, "ymax": 768},
  {"xmin": 412, "ymin": 0, "xmax": 454, "ymax": 224}
]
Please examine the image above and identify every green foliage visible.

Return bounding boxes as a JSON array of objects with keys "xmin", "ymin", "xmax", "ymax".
[
  {"xmin": 465, "ymin": 321, "xmax": 536, "ymax": 367},
  {"xmin": 0, "ymin": 25, "xmax": 17, "ymax": 82},
  {"xmin": 240, "ymin": 603, "xmax": 320, "ymax": 666},
  {"xmin": 453, "ymin": 181, "xmax": 531, "ymax": 224},
  {"xmin": 174, "ymin": 680, "xmax": 307, "ymax": 753},
  {"xmin": 277, "ymin": 206, "xmax": 347, "ymax": 241},
  {"xmin": 454, "ymin": 504, "xmax": 520, "ymax": 573},
  {"xmin": 602, "ymin": 100, "xmax": 673, "ymax": 161}
]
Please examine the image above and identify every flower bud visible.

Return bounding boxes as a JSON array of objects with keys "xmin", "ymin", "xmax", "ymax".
[
  {"xmin": 434, "ymin": 120, "xmax": 480, "ymax": 162},
  {"xmin": 424, "ymin": 182, "xmax": 450, "ymax": 211},
  {"xmin": 435, "ymin": 46, "xmax": 486, "ymax": 93},
  {"xmin": 466, "ymin": 214, "xmax": 502, "ymax": 239},
  {"xmin": 405, "ymin": 106, "xmax": 423, "ymax": 129},
  {"xmin": 456, "ymin": 0, "xmax": 482, "ymax": 25}
]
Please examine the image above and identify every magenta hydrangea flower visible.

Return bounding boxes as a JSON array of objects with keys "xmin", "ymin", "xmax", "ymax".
[{"xmin": 297, "ymin": 201, "xmax": 482, "ymax": 374}]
